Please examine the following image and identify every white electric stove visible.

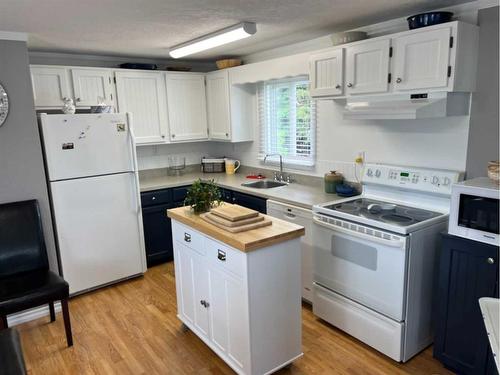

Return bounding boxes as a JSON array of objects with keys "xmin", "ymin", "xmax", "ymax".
[{"xmin": 312, "ymin": 164, "xmax": 463, "ymax": 363}]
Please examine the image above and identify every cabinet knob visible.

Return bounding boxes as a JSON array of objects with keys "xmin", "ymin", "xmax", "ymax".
[
  {"xmin": 335, "ymin": 84, "xmax": 341, "ymax": 89},
  {"xmin": 396, "ymin": 78, "xmax": 402, "ymax": 83},
  {"xmin": 347, "ymin": 83, "xmax": 353, "ymax": 88},
  {"xmin": 161, "ymin": 135, "xmax": 165, "ymax": 139},
  {"xmin": 487, "ymin": 257, "xmax": 495, "ymax": 264},
  {"xmin": 76, "ymin": 97, "xmax": 81, "ymax": 102},
  {"xmin": 172, "ymin": 134, "xmax": 176, "ymax": 138},
  {"xmin": 152, "ymin": 196, "xmax": 156, "ymax": 200},
  {"xmin": 184, "ymin": 232, "xmax": 191, "ymax": 243},
  {"xmin": 225, "ymin": 133, "xmax": 229, "ymax": 137},
  {"xmin": 200, "ymin": 300, "xmax": 209, "ymax": 308}
]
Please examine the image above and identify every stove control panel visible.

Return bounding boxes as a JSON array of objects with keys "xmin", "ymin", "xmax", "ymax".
[{"xmin": 363, "ymin": 164, "xmax": 463, "ymax": 195}]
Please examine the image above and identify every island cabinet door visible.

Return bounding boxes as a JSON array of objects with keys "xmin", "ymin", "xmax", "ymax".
[
  {"xmin": 208, "ymin": 267, "xmax": 249, "ymax": 372},
  {"xmin": 174, "ymin": 243, "xmax": 210, "ymax": 339}
]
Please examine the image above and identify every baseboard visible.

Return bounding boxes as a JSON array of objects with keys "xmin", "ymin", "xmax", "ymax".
[{"xmin": 7, "ymin": 302, "xmax": 62, "ymax": 327}]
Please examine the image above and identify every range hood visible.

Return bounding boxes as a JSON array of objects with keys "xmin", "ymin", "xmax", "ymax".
[{"xmin": 343, "ymin": 92, "xmax": 470, "ymax": 120}]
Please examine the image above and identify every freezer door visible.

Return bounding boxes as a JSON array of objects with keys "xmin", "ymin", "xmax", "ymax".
[
  {"xmin": 50, "ymin": 172, "xmax": 145, "ymax": 294},
  {"xmin": 40, "ymin": 113, "xmax": 134, "ymax": 181}
]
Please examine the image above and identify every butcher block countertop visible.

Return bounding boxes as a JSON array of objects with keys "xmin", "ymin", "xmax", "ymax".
[{"xmin": 167, "ymin": 206, "xmax": 305, "ymax": 252}]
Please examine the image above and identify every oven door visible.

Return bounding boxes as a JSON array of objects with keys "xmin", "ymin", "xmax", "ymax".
[{"xmin": 313, "ymin": 214, "xmax": 408, "ymax": 321}]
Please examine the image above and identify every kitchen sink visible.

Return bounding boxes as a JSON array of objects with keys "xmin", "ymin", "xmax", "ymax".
[{"xmin": 241, "ymin": 180, "xmax": 288, "ymax": 189}]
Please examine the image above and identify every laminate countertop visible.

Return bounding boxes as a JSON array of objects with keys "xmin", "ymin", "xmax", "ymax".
[
  {"xmin": 167, "ymin": 205, "xmax": 305, "ymax": 252},
  {"xmin": 139, "ymin": 168, "xmax": 343, "ymax": 210}
]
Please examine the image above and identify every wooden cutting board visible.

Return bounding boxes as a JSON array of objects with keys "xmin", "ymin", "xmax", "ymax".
[
  {"xmin": 203, "ymin": 212, "xmax": 265, "ymax": 227},
  {"xmin": 210, "ymin": 204, "xmax": 259, "ymax": 222},
  {"xmin": 201, "ymin": 213, "xmax": 272, "ymax": 233}
]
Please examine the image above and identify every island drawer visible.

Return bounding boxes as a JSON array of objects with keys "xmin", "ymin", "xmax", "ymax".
[
  {"xmin": 172, "ymin": 221, "xmax": 204, "ymax": 254},
  {"xmin": 205, "ymin": 237, "xmax": 246, "ymax": 278}
]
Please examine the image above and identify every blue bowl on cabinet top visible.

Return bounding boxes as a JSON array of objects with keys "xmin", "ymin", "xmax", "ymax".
[{"xmin": 407, "ymin": 12, "xmax": 453, "ymax": 29}]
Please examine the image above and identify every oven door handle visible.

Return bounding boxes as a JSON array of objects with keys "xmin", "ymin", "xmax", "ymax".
[{"xmin": 313, "ymin": 216, "xmax": 406, "ymax": 248}]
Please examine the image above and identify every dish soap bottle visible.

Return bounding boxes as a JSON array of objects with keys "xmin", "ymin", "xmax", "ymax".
[{"xmin": 324, "ymin": 171, "xmax": 343, "ymax": 194}]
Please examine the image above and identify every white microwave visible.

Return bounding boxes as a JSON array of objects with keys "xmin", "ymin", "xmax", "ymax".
[{"xmin": 449, "ymin": 177, "xmax": 499, "ymax": 246}]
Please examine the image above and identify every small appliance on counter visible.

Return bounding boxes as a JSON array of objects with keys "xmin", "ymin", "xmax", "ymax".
[
  {"xmin": 324, "ymin": 171, "xmax": 343, "ymax": 194},
  {"xmin": 201, "ymin": 157, "xmax": 225, "ymax": 173},
  {"xmin": 449, "ymin": 177, "xmax": 499, "ymax": 246}
]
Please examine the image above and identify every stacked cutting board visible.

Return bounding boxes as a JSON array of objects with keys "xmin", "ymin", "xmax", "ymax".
[{"xmin": 201, "ymin": 204, "xmax": 272, "ymax": 233}]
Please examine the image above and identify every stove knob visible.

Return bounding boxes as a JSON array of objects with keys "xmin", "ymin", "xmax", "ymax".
[
  {"xmin": 375, "ymin": 169, "xmax": 381, "ymax": 178},
  {"xmin": 443, "ymin": 177, "xmax": 451, "ymax": 186},
  {"xmin": 367, "ymin": 169, "xmax": 373, "ymax": 177},
  {"xmin": 431, "ymin": 176, "xmax": 440, "ymax": 185}
]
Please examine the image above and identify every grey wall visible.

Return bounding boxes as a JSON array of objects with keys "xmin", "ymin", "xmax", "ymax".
[
  {"xmin": 0, "ymin": 40, "xmax": 58, "ymax": 271},
  {"xmin": 466, "ymin": 6, "xmax": 499, "ymax": 178}
]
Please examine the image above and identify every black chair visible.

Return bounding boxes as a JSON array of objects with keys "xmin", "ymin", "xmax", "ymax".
[
  {"xmin": 0, "ymin": 200, "xmax": 72, "ymax": 347},
  {"xmin": 0, "ymin": 328, "xmax": 27, "ymax": 375}
]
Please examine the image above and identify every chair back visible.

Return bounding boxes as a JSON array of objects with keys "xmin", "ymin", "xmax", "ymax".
[{"xmin": 0, "ymin": 200, "xmax": 48, "ymax": 278}]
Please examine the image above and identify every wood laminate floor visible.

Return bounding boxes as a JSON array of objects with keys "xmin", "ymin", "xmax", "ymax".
[{"xmin": 16, "ymin": 262, "xmax": 452, "ymax": 375}]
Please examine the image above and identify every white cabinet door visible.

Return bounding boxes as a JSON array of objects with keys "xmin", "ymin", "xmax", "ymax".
[
  {"xmin": 392, "ymin": 27, "xmax": 452, "ymax": 91},
  {"xmin": 206, "ymin": 70, "xmax": 231, "ymax": 140},
  {"xmin": 193, "ymin": 256, "xmax": 211, "ymax": 339},
  {"xmin": 71, "ymin": 68, "xmax": 114, "ymax": 106},
  {"xmin": 115, "ymin": 71, "xmax": 169, "ymax": 144},
  {"xmin": 309, "ymin": 48, "xmax": 344, "ymax": 97},
  {"xmin": 30, "ymin": 66, "xmax": 71, "ymax": 107},
  {"xmin": 166, "ymin": 73, "xmax": 208, "ymax": 142},
  {"xmin": 345, "ymin": 39, "xmax": 391, "ymax": 95},
  {"xmin": 208, "ymin": 267, "xmax": 248, "ymax": 371},
  {"xmin": 175, "ymin": 242, "xmax": 210, "ymax": 341}
]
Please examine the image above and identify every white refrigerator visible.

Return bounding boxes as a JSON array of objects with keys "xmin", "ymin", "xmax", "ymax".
[{"xmin": 39, "ymin": 113, "xmax": 146, "ymax": 295}]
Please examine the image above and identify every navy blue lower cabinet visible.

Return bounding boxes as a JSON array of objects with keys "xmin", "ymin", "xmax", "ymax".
[
  {"xmin": 433, "ymin": 233, "xmax": 499, "ymax": 375},
  {"xmin": 231, "ymin": 191, "xmax": 267, "ymax": 213},
  {"xmin": 142, "ymin": 203, "xmax": 174, "ymax": 267}
]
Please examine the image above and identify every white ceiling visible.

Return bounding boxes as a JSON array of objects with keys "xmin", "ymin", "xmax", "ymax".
[{"xmin": 0, "ymin": 0, "xmax": 473, "ymax": 60}]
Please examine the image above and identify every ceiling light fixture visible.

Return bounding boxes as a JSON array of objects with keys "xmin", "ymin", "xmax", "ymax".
[{"xmin": 169, "ymin": 22, "xmax": 257, "ymax": 58}]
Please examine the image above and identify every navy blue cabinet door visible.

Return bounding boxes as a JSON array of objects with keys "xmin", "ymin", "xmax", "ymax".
[
  {"xmin": 231, "ymin": 191, "xmax": 267, "ymax": 213},
  {"xmin": 434, "ymin": 234, "xmax": 499, "ymax": 375},
  {"xmin": 142, "ymin": 204, "xmax": 174, "ymax": 267}
]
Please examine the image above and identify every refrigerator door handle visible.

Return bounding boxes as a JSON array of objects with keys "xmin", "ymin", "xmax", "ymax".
[{"xmin": 126, "ymin": 113, "xmax": 141, "ymax": 215}]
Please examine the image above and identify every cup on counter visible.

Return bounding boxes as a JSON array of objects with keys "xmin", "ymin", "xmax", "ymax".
[{"xmin": 225, "ymin": 159, "xmax": 241, "ymax": 175}]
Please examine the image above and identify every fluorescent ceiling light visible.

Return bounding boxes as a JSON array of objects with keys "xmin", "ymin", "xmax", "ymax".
[{"xmin": 169, "ymin": 22, "xmax": 256, "ymax": 58}]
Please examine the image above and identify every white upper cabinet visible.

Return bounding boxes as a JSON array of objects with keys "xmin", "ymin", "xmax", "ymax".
[
  {"xmin": 115, "ymin": 71, "xmax": 169, "ymax": 144},
  {"xmin": 345, "ymin": 39, "xmax": 391, "ymax": 95},
  {"xmin": 71, "ymin": 68, "xmax": 114, "ymax": 106},
  {"xmin": 309, "ymin": 49, "xmax": 344, "ymax": 97},
  {"xmin": 30, "ymin": 66, "xmax": 71, "ymax": 107},
  {"xmin": 392, "ymin": 27, "xmax": 452, "ymax": 92},
  {"xmin": 206, "ymin": 70, "xmax": 231, "ymax": 140},
  {"xmin": 166, "ymin": 73, "xmax": 208, "ymax": 142},
  {"xmin": 309, "ymin": 21, "xmax": 478, "ymax": 98}
]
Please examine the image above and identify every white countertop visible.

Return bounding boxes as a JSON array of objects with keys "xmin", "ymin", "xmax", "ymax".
[
  {"xmin": 139, "ymin": 169, "xmax": 342, "ymax": 210},
  {"xmin": 479, "ymin": 297, "xmax": 499, "ymax": 371}
]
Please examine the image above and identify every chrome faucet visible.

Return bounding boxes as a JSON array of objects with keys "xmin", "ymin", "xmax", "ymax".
[{"xmin": 264, "ymin": 153, "xmax": 292, "ymax": 182}]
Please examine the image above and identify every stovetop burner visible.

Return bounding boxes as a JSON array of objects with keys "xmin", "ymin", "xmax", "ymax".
[{"xmin": 323, "ymin": 198, "xmax": 441, "ymax": 227}]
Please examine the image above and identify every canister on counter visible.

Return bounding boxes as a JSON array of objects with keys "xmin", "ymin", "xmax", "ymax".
[{"xmin": 324, "ymin": 171, "xmax": 343, "ymax": 194}]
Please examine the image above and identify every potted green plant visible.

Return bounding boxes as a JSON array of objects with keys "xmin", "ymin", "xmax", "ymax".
[{"xmin": 184, "ymin": 179, "xmax": 222, "ymax": 214}]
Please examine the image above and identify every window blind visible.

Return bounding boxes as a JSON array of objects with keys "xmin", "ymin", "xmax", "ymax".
[{"xmin": 258, "ymin": 76, "xmax": 316, "ymax": 168}]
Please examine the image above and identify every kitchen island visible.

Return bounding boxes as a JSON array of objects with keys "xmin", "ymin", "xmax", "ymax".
[{"xmin": 167, "ymin": 206, "xmax": 305, "ymax": 375}]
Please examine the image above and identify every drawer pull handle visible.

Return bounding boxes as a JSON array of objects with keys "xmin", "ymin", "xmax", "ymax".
[
  {"xmin": 184, "ymin": 233, "xmax": 191, "ymax": 243},
  {"xmin": 217, "ymin": 249, "xmax": 226, "ymax": 261},
  {"xmin": 200, "ymin": 300, "xmax": 210, "ymax": 308},
  {"xmin": 487, "ymin": 257, "xmax": 495, "ymax": 264}
]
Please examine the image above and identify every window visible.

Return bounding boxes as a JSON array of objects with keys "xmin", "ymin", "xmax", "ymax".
[{"xmin": 258, "ymin": 76, "xmax": 316, "ymax": 168}]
